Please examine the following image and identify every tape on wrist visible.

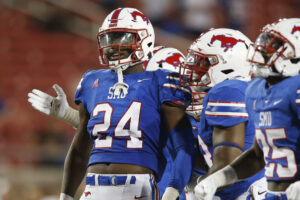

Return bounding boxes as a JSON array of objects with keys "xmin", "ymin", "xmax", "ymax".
[
  {"xmin": 213, "ymin": 165, "xmax": 238, "ymax": 188},
  {"xmin": 59, "ymin": 193, "xmax": 73, "ymax": 200}
]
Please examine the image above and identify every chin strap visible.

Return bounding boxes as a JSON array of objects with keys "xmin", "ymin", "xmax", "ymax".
[{"xmin": 113, "ymin": 67, "xmax": 129, "ymax": 96}]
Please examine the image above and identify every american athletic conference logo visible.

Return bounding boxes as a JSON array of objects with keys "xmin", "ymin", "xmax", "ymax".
[{"xmin": 210, "ymin": 35, "xmax": 246, "ymax": 52}]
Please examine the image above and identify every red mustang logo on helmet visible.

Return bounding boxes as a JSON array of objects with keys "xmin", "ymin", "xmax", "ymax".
[
  {"xmin": 157, "ymin": 53, "xmax": 183, "ymax": 67},
  {"xmin": 210, "ymin": 35, "xmax": 245, "ymax": 52},
  {"xmin": 131, "ymin": 11, "xmax": 149, "ymax": 24},
  {"xmin": 292, "ymin": 26, "xmax": 300, "ymax": 34}
]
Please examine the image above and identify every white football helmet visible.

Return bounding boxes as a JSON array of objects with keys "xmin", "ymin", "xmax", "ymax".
[
  {"xmin": 145, "ymin": 46, "xmax": 185, "ymax": 72},
  {"xmin": 180, "ymin": 28, "xmax": 252, "ymax": 89},
  {"xmin": 97, "ymin": 7, "xmax": 155, "ymax": 71},
  {"xmin": 247, "ymin": 18, "xmax": 300, "ymax": 77}
]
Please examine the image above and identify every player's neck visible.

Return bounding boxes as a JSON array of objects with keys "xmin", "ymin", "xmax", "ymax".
[
  {"xmin": 123, "ymin": 63, "xmax": 145, "ymax": 75},
  {"xmin": 266, "ymin": 76, "xmax": 286, "ymax": 87}
]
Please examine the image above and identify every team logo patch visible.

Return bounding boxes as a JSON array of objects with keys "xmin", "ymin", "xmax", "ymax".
[
  {"xmin": 157, "ymin": 53, "xmax": 183, "ymax": 67},
  {"xmin": 210, "ymin": 35, "xmax": 246, "ymax": 52},
  {"xmin": 131, "ymin": 11, "xmax": 149, "ymax": 24},
  {"xmin": 291, "ymin": 26, "xmax": 300, "ymax": 34},
  {"xmin": 93, "ymin": 79, "xmax": 99, "ymax": 88}
]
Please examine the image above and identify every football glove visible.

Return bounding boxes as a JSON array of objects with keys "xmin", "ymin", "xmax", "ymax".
[
  {"xmin": 161, "ymin": 187, "xmax": 180, "ymax": 200},
  {"xmin": 286, "ymin": 181, "xmax": 300, "ymax": 200},
  {"xmin": 27, "ymin": 84, "xmax": 79, "ymax": 128}
]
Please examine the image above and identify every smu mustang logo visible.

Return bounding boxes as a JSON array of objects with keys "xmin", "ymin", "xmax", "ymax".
[
  {"xmin": 131, "ymin": 11, "xmax": 149, "ymax": 24},
  {"xmin": 157, "ymin": 53, "xmax": 183, "ymax": 67},
  {"xmin": 292, "ymin": 26, "xmax": 300, "ymax": 34},
  {"xmin": 210, "ymin": 35, "xmax": 245, "ymax": 52}
]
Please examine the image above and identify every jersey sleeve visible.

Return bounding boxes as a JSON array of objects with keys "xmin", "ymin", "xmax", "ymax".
[
  {"xmin": 157, "ymin": 70, "xmax": 192, "ymax": 108},
  {"xmin": 291, "ymin": 87, "xmax": 300, "ymax": 120},
  {"xmin": 205, "ymin": 85, "xmax": 249, "ymax": 127},
  {"xmin": 74, "ymin": 70, "xmax": 92, "ymax": 106}
]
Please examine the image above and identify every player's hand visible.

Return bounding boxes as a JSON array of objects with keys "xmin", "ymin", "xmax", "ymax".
[
  {"xmin": 286, "ymin": 181, "xmax": 300, "ymax": 200},
  {"xmin": 28, "ymin": 84, "xmax": 69, "ymax": 120},
  {"xmin": 161, "ymin": 187, "xmax": 180, "ymax": 200},
  {"xmin": 184, "ymin": 172, "xmax": 200, "ymax": 193},
  {"xmin": 59, "ymin": 193, "xmax": 73, "ymax": 200},
  {"xmin": 194, "ymin": 176, "xmax": 217, "ymax": 200}
]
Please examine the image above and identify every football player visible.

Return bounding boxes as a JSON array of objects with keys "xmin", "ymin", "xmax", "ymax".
[
  {"xmin": 180, "ymin": 28, "xmax": 267, "ymax": 200},
  {"xmin": 144, "ymin": 46, "xmax": 208, "ymax": 200},
  {"xmin": 28, "ymin": 45, "xmax": 202, "ymax": 200},
  {"xmin": 194, "ymin": 18, "xmax": 300, "ymax": 200},
  {"xmin": 29, "ymin": 8, "xmax": 195, "ymax": 200}
]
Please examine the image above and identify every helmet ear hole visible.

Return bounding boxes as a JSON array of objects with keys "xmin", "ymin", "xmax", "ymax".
[
  {"xmin": 221, "ymin": 69, "xmax": 234, "ymax": 74},
  {"xmin": 291, "ymin": 58, "xmax": 300, "ymax": 64}
]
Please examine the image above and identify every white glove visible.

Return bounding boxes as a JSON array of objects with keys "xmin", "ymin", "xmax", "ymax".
[
  {"xmin": 161, "ymin": 187, "xmax": 180, "ymax": 200},
  {"xmin": 194, "ymin": 176, "xmax": 217, "ymax": 200},
  {"xmin": 28, "ymin": 84, "xmax": 79, "ymax": 128},
  {"xmin": 184, "ymin": 172, "xmax": 200, "ymax": 193},
  {"xmin": 59, "ymin": 193, "xmax": 73, "ymax": 200},
  {"xmin": 286, "ymin": 181, "xmax": 300, "ymax": 200}
]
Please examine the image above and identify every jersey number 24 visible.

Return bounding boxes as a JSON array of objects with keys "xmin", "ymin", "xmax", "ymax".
[{"xmin": 92, "ymin": 102, "xmax": 143, "ymax": 149}]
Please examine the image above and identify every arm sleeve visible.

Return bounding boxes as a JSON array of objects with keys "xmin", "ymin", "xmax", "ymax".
[
  {"xmin": 157, "ymin": 70, "xmax": 192, "ymax": 108},
  {"xmin": 205, "ymin": 86, "xmax": 249, "ymax": 127},
  {"xmin": 74, "ymin": 71, "xmax": 92, "ymax": 108},
  {"xmin": 292, "ymin": 87, "xmax": 300, "ymax": 120},
  {"xmin": 167, "ymin": 126, "xmax": 196, "ymax": 193}
]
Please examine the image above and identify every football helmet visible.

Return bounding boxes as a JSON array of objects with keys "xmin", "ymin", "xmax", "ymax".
[
  {"xmin": 247, "ymin": 18, "xmax": 300, "ymax": 77},
  {"xmin": 146, "ymin": 46, "xmax": 185, "ymax": 72},
  {"xmin": 97, "ymin": 7, "xmax": 155, "ymax": 71},
  {"xmin": 180, "ymin": 28, "xmax": 252, "ymax": 89}
]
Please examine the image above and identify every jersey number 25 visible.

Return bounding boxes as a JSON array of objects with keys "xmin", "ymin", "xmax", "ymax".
[{"xmin": 256, "ymin": 128, "xmax": 297, "ymax": 178}]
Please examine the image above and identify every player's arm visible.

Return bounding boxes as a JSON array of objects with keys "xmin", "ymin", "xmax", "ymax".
[
  {"xmin": 28, "ymin": 84, "xmax": 79, "ymax": 128},
  {"xmin": 204, "ymin": 122, "xmax": 246, "ymax": 179},
  {"xmin": 161, "ymin": 103, "xmax": 195, "ymax": 200},
  {"xmin": 195, "ymin": 139, "xmax": 265, "ymax": 200},
  {"xmin": 60, "ymin": 103, "xmax": 92, "ymax": 199}
]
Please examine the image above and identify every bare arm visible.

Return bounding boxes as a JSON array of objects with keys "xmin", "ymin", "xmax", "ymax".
[
  {"xmin": 209, "ymin": 123, "xmax": 246, "ymax": 174},
  {"xmin": 61, "ymin": 103, "xmax": 92, "ymax": 197},
  {"xmin": 231, "ymin": 138, "xmax": 265, "ymax": 180},
  {"xmin": 194, "ymin": 128, "xmax": 265, "ymax": 199}
]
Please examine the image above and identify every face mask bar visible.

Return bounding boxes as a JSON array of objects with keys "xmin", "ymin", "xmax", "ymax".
[
  {"xmin": 186, "ymin": 91, "xmax": 207, "ymax": 114},
  {"xmin": 247, "ymin": 31, "xmax": 295, "ymax": 67},
  {"xmin": 97, "ymin": 28, "xmax": 148, "ymax": 67},
  {"xmin": 180, "ymin": 50, "xmax": 218, "ymax": 87}
]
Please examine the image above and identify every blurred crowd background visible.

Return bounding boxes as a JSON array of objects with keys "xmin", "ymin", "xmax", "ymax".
[{"xmin": 0, "ymin": 0, "xmax": 299, "ymax": 199}]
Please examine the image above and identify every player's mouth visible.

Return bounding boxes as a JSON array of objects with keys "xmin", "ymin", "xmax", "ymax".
[{"xmin": 108, "ymin": 52, "xmax": 126, "ymax": 61}]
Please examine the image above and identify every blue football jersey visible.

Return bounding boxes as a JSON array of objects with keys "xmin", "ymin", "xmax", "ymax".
[
  {"xmin": 198, "ymin": 79, "xmax": 264, "ymax": 200},
  {"xmin": 74, "ymin": 69, "xmax": 191, "ymax": 181},
  {"xmin": 245, "ymin": 75, "xmax": 300, "ymax": 182}
]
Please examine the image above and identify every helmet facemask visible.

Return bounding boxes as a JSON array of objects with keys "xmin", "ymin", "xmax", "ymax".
[
  {"xmin": 97, "ymin": 28, "xmax": 149, "ymax": 71},
  {"xmin": 247, "ymin": 31, "xmax": 296, "ymax": 77},
  {"xmin": 180, "ymin": 49, "xmax": 218, "ymax": 89},
  {"xmin": 185, "ymin": 89, "xmax": 207, "ymax": 119}
]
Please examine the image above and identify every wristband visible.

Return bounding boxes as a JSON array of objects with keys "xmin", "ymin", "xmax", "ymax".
[
  {"xmin": 213, "ymin": 165, "xmax": 238, "ymax": 187},
  {"xmin": 162, "ymin": 187, "xmax": 180, "ymax": 200},
  {"xmin": 63, "ymin": 107, "xmax": 79, "ymax": 128}
]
